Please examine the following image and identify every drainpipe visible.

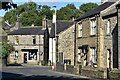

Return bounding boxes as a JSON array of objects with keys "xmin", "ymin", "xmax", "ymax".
[
  {"xmin": 116, "ymin": 4, "xmax": 120, "ymax": 69},
  {"xmin": 96, "ymin": 15, "xmax": 99, "ymax": 68},
  {"xmin": 74, "ymin": 22, "xmax": 77, "ymax": 66}
]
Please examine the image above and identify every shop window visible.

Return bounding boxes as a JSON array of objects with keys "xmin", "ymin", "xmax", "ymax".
[{"xmin": 28, "ymin": 52, "xmax": 37, "ymax": 60}]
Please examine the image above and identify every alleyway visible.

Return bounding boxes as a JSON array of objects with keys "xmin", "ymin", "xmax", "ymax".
[{"xmin": 1, "ymin": 64, "xmax": 98, "ymax": 80}]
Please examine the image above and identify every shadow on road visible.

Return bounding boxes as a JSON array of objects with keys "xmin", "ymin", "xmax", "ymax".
[
  {"xmin": 2, "ymin": 72, "xmax": 92, "ymax": 80},
  {"xmin": 6, "ymin": 64, "xmax": 22, "ymax": 66}
]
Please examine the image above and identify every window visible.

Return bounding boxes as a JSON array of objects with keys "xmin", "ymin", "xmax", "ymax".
[
  {"xmin": 78, "ymin": 23, "xmax": 82, "ymax": 37},
  {"xmin": 15, "ymin": 36, "xmax": 19, "ymax": 44},
  {"xmin": 14, "ymin": 51, "xmax": 18, "ymax": 59},
  {"xmin": 91, "ymin": 19, "xmax": 96, "ymax": 35},
  {"xmin": 32, "ymin": 36, "xmax": 36, "ymax": 44},
  {"xmin": 78, "ymin": 49, "xmax": 82, "ymax": 62},
  {"xmin": 90, "ymin": 47, "xmax": 97, "ymax": 63},
  {"xmin": 107, "ymin": 20, "xmax": 110, "ymax": 34},
  {"xmin": 28, "ymin": 52, "xmax": 37, "ymax": 60}
]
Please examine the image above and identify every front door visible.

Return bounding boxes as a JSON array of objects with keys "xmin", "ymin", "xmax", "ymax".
[{"xmin": 24, "ymin": 53, "xmax": 27, "ymax": 63}]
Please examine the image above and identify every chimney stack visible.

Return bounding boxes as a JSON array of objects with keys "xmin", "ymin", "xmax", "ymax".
[
  {"xmin": 42, "ymin": 16, "xmax": 47, "ymax": 28},
  {"xmin": 16, "ymin": 17, "xmax": 21, "ymax": 29}
]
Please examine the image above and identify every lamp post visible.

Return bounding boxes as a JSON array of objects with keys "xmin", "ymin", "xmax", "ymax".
[{"xmin": 52, "ymin": 6, "xmax": 57, "ymax": 65}]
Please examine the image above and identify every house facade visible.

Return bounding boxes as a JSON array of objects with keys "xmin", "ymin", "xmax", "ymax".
[
  {"xmin": 8, "ymin": 27, "xmax": 45, "ymax": 64},
  {"xmin": 75, "ymin": 0, "xmax": 120, "ymax": 78},
  {"xmin": 48, "ymin": 20, "xmax": 74, "ymax": 65}
]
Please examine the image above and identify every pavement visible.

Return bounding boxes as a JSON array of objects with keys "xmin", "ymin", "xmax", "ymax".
[{"xmin": 1, "ymin": 64, "xmax": 98, "ymax": 80}]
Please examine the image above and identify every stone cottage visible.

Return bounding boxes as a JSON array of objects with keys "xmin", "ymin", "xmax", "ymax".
[
  {"xmin": 7, "ymin": 18, "xmax": 49, "ymax": 65},
  {"xmin": 48, "ymin": 20, "xmax": 74, "ymax": 65},
  {"xmin": 75, "ymin": 0, "xmax": 120, "ymax": 79}
]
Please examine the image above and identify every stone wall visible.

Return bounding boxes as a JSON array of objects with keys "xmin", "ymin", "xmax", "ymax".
[
  {"xmin": 81, "ymin": 67, "xmax": 107, "ymax": 79},
  {"xmin": 56, "ymin": 62, "xmax": 64, "ymax": 72},
  {"xmin": 109, "ymin": 70, "xmax": 120, "ymax": 79}
]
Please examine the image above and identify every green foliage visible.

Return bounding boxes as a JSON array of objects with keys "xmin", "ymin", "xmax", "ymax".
[
  {"xmin": 57, "ymin": 4, "xmax": 84, "ymax": 20},
  {"xmin": 3, "ymin": 2, "xmax": 98, "ymax": 26},
  {"xmin": 4, "ymin": 2, "xmax": 53, "ymax": 26},
  {"xmin": 79, "ymin": 3, "xmax": 98, "ymax": 13},
  {"xmin": 0, "ymin": 41, "xmax": 14, "ymax": 58}
]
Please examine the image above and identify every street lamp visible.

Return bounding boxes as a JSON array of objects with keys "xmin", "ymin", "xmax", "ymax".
[{"xmin": 52, "ymin": 6, "xmax": 57, "ymax": 65}]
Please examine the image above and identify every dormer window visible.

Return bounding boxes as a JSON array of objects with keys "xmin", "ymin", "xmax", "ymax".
[{"xmin": 90, "ymin": 19, "xmax": 96, "ymax": 35}]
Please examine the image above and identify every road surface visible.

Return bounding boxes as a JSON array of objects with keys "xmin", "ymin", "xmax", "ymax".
[{"xmin": 1, "ymin": 64, "xmax": 97, "ymax": 80}]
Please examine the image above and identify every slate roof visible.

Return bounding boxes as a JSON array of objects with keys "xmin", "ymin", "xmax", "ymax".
[
  {"xmin": 75, "ymin": 0, "xmax": 117, "ymax": 21},
  {"xmin": 8, "ymin": 27, "xmax": 45, "ymax": 35},
  {"xmin": 49, "ymin": 20, "xmax": 74, "ymax": 38},
  {"xmin": 2, "ymin": 22, "xmax": 12, "ymax": 30}
]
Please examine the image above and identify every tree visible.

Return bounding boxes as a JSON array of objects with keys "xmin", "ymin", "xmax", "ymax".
[
  {"xmin": 57, "ymin": 4, "xmax": 85, "ymax": 20},
  {"xmin": 79, "ymin": 3, "xmax": 98, "ymax": 13},
  {"xmin": 0, "ymin": 41, "xmax": 14, "ymax": 58},
  {"xmin": 3, "ymin": 2, "xmax": 54, "ymax": 26},
  {"xmin": 4, "ymin": 10, "xmax": 17, "ymax": 24}
]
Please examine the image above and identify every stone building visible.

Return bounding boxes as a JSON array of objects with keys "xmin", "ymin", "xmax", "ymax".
[
  {"xmin": 48, "ymin": 20, "xmax": 74, "ymax": 65},
  {"xmin": 75, "ymin": 0, "xmax": 120, "ymax": 79},
  {"xmin": 102, "ymin": 2, "xmax": 120, "ymax": 79},
  {"xmin": 8, "ymin": 27, "xmax": 45, "ymax": 64},
  {"xmin": 7, "ymin": 18, "xmax": 49, "ymax": 65}
]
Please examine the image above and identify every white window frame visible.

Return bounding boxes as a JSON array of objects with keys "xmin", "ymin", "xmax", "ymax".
[
  {"xmin": 107, "ymin": 20, "xmax": 110, "ymax": 34},
  {"xmin": 78, "ymin": 49, "xmax": 82, "ymax": 62},
  {"xmin": 78, "ymin": 23, "xmax": 82, "ymax": 37},
  {"xmin": 90, "ymin": 19, "xmax": 96, "ymax": 35},
  {"xmin": 14, "ymin": 51, "xmax": 18, "ymax": 59},
  {"xmin": 90, "ymin": 47, "xmax": 97, "ymax": 63}
]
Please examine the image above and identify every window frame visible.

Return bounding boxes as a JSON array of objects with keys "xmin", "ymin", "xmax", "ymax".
[
  {"xmin": 78, "ymin": 23, "xmax": 82, "ymax": 37},
  {"xmin": 90, "ymin": 47, "xmax": 97, "ymax": 63},
  {"xmin": 78, "ymin": 49, "xmax": 82, "ymax": 62},
  {"xmin": 90, "ymin": 19, "xmax": 96, "ymax": 36},
  {"xmin": 14, "ymin": 51, "xmax": 18, "ymax": 60}
]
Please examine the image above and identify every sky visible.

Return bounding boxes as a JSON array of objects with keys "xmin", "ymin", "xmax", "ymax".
[{"xmin": 0, "ymin": 0, "xmax": 101, "ymax": 17}]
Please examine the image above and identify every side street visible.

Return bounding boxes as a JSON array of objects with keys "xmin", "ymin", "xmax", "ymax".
[{"xmin": 1, "ymin": 0, "xmax": 120, "ymax": 80}]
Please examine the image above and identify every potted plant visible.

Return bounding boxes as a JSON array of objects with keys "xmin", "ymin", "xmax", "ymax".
[{"xmin": 0, "ymin": 41, "xmax": 14, "ymax": 66}]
